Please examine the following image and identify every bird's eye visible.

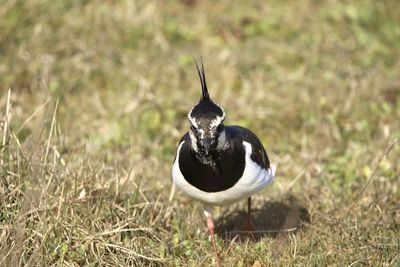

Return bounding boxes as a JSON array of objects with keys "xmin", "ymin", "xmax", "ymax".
[{"xmin": 190, "ymin": 125, "xmax": 197, "ymax": 132}]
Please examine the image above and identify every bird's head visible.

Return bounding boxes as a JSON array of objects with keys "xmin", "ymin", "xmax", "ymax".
[{"xmin": 188, "ymin": 59, "xmax": 226, "ymax": 156}]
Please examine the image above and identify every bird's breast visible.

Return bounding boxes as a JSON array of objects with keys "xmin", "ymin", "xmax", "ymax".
[{"xmin": 178, "ymin": 142, "xmax": 245, "ymax": 192}]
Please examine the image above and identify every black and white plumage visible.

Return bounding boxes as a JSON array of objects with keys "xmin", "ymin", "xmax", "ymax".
[
  {"xmin": 173, "ymin": 126, "xmax": 274, "ymax": 205},
  {"xmin": 171, "ymin": 59, "xmax": 275, "ymax": 265}
]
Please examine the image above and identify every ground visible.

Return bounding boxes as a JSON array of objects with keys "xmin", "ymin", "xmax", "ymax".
[{"xmin": 0, "ymin": 0, "xmax": 399, "ymax": 266}]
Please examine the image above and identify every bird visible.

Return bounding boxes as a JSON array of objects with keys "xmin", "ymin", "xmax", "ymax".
[{"xmin": 172, "ymin": 59, "xmax": 275, "ymax": 265}]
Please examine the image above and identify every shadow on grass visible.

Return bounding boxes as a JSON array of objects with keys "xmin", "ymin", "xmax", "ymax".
[{"xmin": 215, "ymin": 195, "xmax": 310, "ymax": 241}]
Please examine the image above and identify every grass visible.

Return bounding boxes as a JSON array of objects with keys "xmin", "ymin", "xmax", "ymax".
[{"xmin": 1, "ymin": 0, "xmax": 399, "ymax": 266}]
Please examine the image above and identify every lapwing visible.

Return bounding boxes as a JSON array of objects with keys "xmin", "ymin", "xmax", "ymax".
[{"xmin": 172, "ymin": 59, "xmax": 276, "ymax": 264}]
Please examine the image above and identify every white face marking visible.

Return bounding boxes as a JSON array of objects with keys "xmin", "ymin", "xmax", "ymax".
[
  {"xmin": 187, "ymin": 106, "xmax": 199, "ymax": 129},
  {"xmin": 217, "ymin": 129, "xmax": 226, "ymax": 150},
  {"xmin": 210, "ymin": 106, "xmax": 225, "ymax": 129},
  {"xmin": 198, "ymin": 128, "xmax": 205, "ymax": 139},
  {"xmin": 189, "ymin": 131, "xmax": 198, "ymax": 152},
  {"xmin": 188, "ymin": 115, "xmax": 198, "ymax": 129},
  {"xmin": 216, "ymin": 104, "xmax": 225, "ymax": 119},
  {"xmin": 187, "ymin": 116, "xmax": 206, "ymax": 140},
  {"xmin": 209, "ymin": 115, "xmax": 223, "ymax": 129}
]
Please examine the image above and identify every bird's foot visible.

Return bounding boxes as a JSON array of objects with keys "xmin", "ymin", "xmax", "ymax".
[
  {"xmin": 243, "ymin": 221, "xmax": 256, "ymax": 232},
  {"xmin": 243, "ymin": 221, "xmax": 257, "ymax": 240}
]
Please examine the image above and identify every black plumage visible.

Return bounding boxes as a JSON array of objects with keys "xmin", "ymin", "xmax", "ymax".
[
  {"xmin": 189, "ymin": 100, "xmax": 224, "ymax": 119},
  {"xmin": 177, "ymin": 125, "xmax": 270, "ymax": 192}
]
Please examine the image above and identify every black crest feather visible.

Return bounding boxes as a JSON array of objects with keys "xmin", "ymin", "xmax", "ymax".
[{"xmin": 193, "ymin": 57, "xmax": 210, "ymax": 101}]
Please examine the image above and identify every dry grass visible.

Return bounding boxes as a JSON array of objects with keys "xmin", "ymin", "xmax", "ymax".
[{"xmin": 1, "ymin": 0, "xmax": 399, "ymax": 266}]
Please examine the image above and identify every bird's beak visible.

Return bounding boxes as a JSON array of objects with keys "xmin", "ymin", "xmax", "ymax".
[{"xmin": 202, "ymin": 139, "xmax": 212, "ymax": 156}]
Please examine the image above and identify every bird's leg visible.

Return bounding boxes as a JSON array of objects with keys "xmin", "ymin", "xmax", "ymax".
[
  {"xmin": 244, "ymin": 197, "xmax": 255, "ymax": 231},
  {"xmin": 204, "ymin": 210, "xmax": 221, "ymax": 267}
]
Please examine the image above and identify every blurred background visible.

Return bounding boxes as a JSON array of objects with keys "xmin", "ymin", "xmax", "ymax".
[{"xmin": 0, "ymin": 0, "xmax": 399, "ymax": 265}]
